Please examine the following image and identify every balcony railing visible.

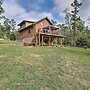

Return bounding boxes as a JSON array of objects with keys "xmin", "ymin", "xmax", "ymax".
[{"xmin": 38, "ymin": 29, "xmax": 60, "ymax": 35}]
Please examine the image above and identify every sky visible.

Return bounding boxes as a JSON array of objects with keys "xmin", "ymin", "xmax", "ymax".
[{"xmin": 2, "ymin": 0, "xmax": 90, "ymax": 26}]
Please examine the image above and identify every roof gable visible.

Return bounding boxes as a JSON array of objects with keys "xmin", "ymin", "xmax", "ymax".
[
  {"xmin": 18, "ymin": 17, "xmax": 53, "ymax": 31},
  {"xmin": 34, "ymin": 17, "xmax": 53, "ymax": 25}
]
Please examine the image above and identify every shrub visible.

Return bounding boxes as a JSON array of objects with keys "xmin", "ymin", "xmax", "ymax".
[{"xmin": 10, "ymin": 32, "xmax": 16, "ymax": 41}]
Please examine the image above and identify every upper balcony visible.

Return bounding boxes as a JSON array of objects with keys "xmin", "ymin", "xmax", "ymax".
[
  {"xmin": 37, "ymin": 25, "xmax": 66, "ymax": 38},
  {"xmin": 38, "ymin": 25, "xmax": 61, "ymax": 34}
]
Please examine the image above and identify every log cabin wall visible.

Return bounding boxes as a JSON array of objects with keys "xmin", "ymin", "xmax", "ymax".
[
  {"xmin": 20, "ymin": 22, "xmax": 34, "ymax": 29},
  {"xmin": 19, "ymin": 27, "xmax": 34, "ymax": 39},
  {"xmin": 35, "ymin": 19, "xmax": 51, "ymax": 33},
  {"xmin": 20, "ymin": 23, "xmax": 26, "ymax": 29}
]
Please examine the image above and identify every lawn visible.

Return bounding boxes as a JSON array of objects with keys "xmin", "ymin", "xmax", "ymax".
[
  {"xmin": 0, "ymin": 39, "xmax": 19, "ymax": 44},
  {"xmin": 0, "ymin": 45, "xmax": 90, "ymax": 90}
]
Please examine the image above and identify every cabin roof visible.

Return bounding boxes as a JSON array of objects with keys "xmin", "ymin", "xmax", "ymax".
[
  {"xmin": 18, "ymin": 24, "xmax": 33, "ymax": 32},
  {"xmin": 18, "ymin": 20, "xmax": 35, "ymax": 26},
  {"xmin": 18, "ymin": 17, "xmax": 53, "ymax": 31}
]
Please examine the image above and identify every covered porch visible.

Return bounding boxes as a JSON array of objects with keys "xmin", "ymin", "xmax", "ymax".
[{"xmin": 35, "ymin": 33, "xmax": 66, "ymax": 46}]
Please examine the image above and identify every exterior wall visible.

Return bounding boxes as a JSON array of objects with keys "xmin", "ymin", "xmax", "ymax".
[
  {"xmin": 26, "ymin": 22, "xmax": 33, "ymax": 27},
  {"xmin": 35, "ymin": 19, "xmax": 51, "ymax": 33},
  {"xmin": 21, "ymin": 37, "xmax": 34, "ymax": 42},
  {"xmin": 19, "ymin": 19, "xmax": 51, "ymax": 42},
  {"xmin": 20, "ymin": 23, "xmax": 26, "ymax": 28},
  {"xmin": 19, "ymin": 27, "xmax": 34, "ymax": 39}
]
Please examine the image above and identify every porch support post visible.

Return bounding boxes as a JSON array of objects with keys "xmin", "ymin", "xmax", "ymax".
[
  {"xmin": 49, "ymin": 36, "xmax": 51, "ymax": 46},
  {"xmin": 36, "ymin": 34, "xmax": 37, "ymax": 45},
  {"xmin": 42, "ymin": 35, "xmax": 43, "ymax": 46},
  {"xmin": 61, "ymin": 38, "xmax": 63, "ymax": 46},
  {"xmin": 52, "ymin": 37, "xmax": 54, "ymax": 46},
  {"xmin": 39, "ymin": 33, "xmax": 40, "ymax": 46}
]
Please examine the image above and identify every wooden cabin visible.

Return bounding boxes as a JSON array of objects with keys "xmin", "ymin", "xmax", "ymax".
[{"xmin": 18, "ymin": 17, "xmax": 66, "ymax": 46}]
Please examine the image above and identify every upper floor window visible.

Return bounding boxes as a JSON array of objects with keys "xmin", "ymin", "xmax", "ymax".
[
  {"xmin": 43, "ymin": 22, "xmax": 47, "ymax": 27},
  {"xmin": 40, "ymin": 22, "xmax": 43, "ymax": 26},
  {"xmin": 38, "ymin": 28, "xmax": 41, "ymax": 32},
  {"xmin": 28, "ymin": 30, "xmax": 31, "ymax": 33}
]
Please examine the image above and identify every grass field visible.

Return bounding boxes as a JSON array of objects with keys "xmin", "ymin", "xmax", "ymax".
[
  {"xmin": 0, "ymin": 45, "xmax": 90, "ymax": 90},
  {"xmin": 0, "ymin": 39, "xmax": 19, "ymax": 44}
]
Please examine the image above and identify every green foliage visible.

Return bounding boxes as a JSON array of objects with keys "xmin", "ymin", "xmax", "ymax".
[
  {"xmin": 0, "ymin": 25, "xmax": 4, "ymax": 38},
  {"xmin": 62, "ymin": 5, "xmax": 90, "ymax": 48},
  {"xmin": 0, "ymin": 0, "xmax": 17, "ymax": 39},
  {"xmin": 76, "ymin": 20, "xmax": 85, "ymax": 32},
  {"xmin": 10, "ymin": 19, "xmax": 16, "ymax": 32},
  {"xmin": 4, "ymin": 24, "xmax": 11, "ymax": 38},
  {"xmin": 10, "ymin": 32, "xmax": 16, "ymax": 41},
  {"xmin": 71, "ymin": 0, "xmax": 82, "ymax": 46},
  {"xmin": 0, "ymin": 18, "xmax": 17, "ymax": 39},
  {"xmin": 87, "ymin": 38, "xmax": 90, "ymax": 47},
  {"xmin": 0, "ymin": 0, "xmax": 4, "ymax": 14}
]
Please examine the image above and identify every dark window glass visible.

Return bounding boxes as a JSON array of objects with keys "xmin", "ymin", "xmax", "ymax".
[{"xmin": 28, "ymin": 30, "xmax": 31, "ymax": 33}]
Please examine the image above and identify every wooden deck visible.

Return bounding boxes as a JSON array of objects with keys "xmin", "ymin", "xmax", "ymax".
[{"xmin": 38, "ymin": 32, "xmax": 66, "ymax": 38}]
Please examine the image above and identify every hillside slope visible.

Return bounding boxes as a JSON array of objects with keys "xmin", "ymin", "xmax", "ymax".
[{"xmin": 0, "ymin": 46, "xmax": 90, "ymax": 90}]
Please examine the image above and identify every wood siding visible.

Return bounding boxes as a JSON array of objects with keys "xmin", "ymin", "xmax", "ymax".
[
  {"xmin": 19, "ymin": 27, "xmax": 34, "ymax": 39},
  {"xmin": 20, "ymin": 22, "xmax": 33, "ymax": 29},
  {"xmin": 19, "ymin": 19, "xmax": 51, "ymax": 40},
  {"xmin": 35, "ymin": 19, "xmax": 51, "ymax": 33}
]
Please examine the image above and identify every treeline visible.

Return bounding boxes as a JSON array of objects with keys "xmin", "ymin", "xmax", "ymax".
[
  {"xmin": 0, "ymin": 0, "xmax": 19, "ymax": 41},
  {"xmin": 54, "ymin": 0, "xmax": 90, "ymax": 48},
  {"xmin": 0, "ymin": 0, "xmax": 90, "ymax": 47}
]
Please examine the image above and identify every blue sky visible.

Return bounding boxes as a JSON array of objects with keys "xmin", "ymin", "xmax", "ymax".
[{"xmin": 2, "ymin": 0, "xmax": 90, "ymax": 26}]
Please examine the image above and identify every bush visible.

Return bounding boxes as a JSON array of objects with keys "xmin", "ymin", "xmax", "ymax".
[
  {"xmin": 87, "ymin": 39, "xmax": 90, "ymax": 48},
  {"xmin": 10, "ymin": 32, "xmax": 16, "ymax": 41}
]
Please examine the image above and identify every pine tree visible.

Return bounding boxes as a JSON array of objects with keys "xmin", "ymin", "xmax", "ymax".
[
  {"xmin": 71, "ymin": 0, "xmax": 82, "ymax": 46},
  {"xmin": 0, "ymin": 0, "xmax": 4, "ymax": 15}
]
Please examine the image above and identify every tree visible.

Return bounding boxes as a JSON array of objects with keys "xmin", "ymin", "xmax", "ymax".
[
  {"xmin": 63, "ymin": 8, "xmax": 73, "ymax": 46},
  {"xmin": 0, "ymin": 0, "xmax": 18, "ymax": 40},
  {"xmin": 63, "ymin": 8, "xmax": 72, "ymax": 26},
  {"xmin": 10, "ymin": 19, "xmax": 16, "ymax": 32},
  {"xmin": 76, "ymin": 19, "xmax": 85, "ymax": 32},
  {"xmin": 71, "ymin": 0, "xmax": 82, "ymax": 46},
  {"xmin": 10, "ymin": 32, "xmax": 16, "ymax": 41},
  {"xmin": 0, "ymin": 0, "xmax": 5, "ymax": 38},
  {"xmin": 0, "ymin": 0, "xmax": 4, "ymax": 15},
  {"xmin": 85, "ymin": 26, "xmax": 90, "ymax": 47},
  {"xmin": 3, "ymin": 18, "xmax": 11, "ymax": 38},
  {"xmin": 0, "ymin": 24, "xmax": 4, "ymax": 38},
  {"xmin": 51, "ymin": 19, "xmax": 57, "ymax": 25}
]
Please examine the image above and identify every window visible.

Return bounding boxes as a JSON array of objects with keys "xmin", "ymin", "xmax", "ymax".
[
  {"xmin": 38, "ymin": 28, "xmax": 41, "ymax": 32},
  {"xmin": 40, "ymin": 22, "xmax": 43, "ymax": 26},
  {"xmin": 28, "ymin": 30, "xmax": 31, "ymax": 33},
  {"xmin": 43, "ymin": 22, "xmax": 47, "ymax": 27}
]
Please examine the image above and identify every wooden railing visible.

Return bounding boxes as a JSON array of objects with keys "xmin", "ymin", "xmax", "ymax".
[{"xmin": 38, "ymin": 29, "xmax": 60, "ymax": 35}]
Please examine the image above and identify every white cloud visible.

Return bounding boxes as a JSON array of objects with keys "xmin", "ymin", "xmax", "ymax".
[
  {"xmin": 20, "ymin": 11, "xmax": 53, "ymax": 22},
  {"xmin": 53, "ymin": 0, "xmax": 81, "ymax": 17},
  {"xmin": 79, "ymin": 0, "xmax": 90, "ymax": 26},
  {"xmin": 53, "ymin": 0, "xmax": 90, "ymax": 26},
  {"xmin": 2, "ymin": 0, "xmax": 53, "ymax": 25},
  {"xmin": 28, "ymin": 0, "xmax": 45, "ymax": 11},
  {"xmin": 3, "ymin": 0, "xmax": 90, "ymax": 27},
  {"xmin": 53, "ymin": 0, "xmax": 73, "ymax": 18},
  {"xmin": 3, "ymin": 0, "xmax": 25, "ymax": 23}
]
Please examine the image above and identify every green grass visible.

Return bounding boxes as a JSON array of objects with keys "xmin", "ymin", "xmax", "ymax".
[
  {"xmin": 0, "ymin": 39, "xmax": 20, "ymax": 44},
  {"xmin": 0, "ymin": 45, "xmax": 90, "ymax": 90}
]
